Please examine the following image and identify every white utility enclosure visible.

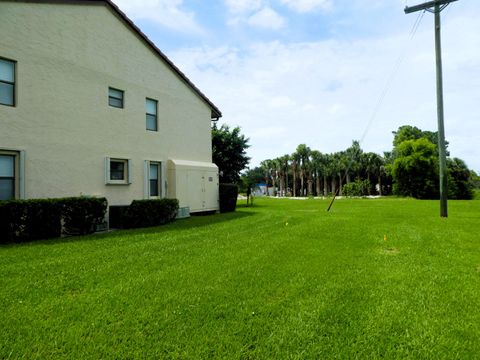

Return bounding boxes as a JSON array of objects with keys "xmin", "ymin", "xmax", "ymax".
[{"xmin": 167, "ymin": 159, "xmax": 219, "ymax": 213}]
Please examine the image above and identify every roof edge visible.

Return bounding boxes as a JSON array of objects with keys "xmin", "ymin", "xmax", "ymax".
[{"xmin": 5, "ymin": 0, "xmax": 222, "ymax": 119}]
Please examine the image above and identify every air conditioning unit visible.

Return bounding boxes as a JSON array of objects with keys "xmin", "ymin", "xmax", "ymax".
[{"xmin": 176, "ymin": 206, "xmax": 190, "ymax": 219}]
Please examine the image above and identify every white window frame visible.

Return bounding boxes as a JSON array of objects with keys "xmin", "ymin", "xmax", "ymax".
[
  {"xmin": 0, "ymin": 57, "xmax": 16, "ymax": 107},
  {"xmin": 0, "ymin": 149, "xmax": 25, "ymax": 200},
  {"xmin": 144, "ymin": 160, "xmax": 164, "ymax": 199},
  {"xmin": 105, "ymin": 157, "xmax": 132, "ymax": 185},
  {"xmin": 145, "ymin": 98, "xmax": 158, "ymax": 131}
]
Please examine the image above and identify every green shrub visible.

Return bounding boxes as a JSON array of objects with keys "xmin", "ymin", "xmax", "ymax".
[
  {"xmin": 342, "ymin": 180, "xmax": 371, "ymax": 197},
  {"xmin": 108, "ymin": 205, "xmax": 130, "ymax": 229},
  {"xmin": 219, "ymin": 183, "xmax": 238, "ymax": 213},
  {"xmin": 61, "ymin": 197, "xmax": 108, "ymax": 235},
  {"xmin": 124, "ymin": 199, "xmax": 179, "ymax": 229},
  {"xmin": 0, "ymin": 199, "xmax": 62, "ymax": 243}
]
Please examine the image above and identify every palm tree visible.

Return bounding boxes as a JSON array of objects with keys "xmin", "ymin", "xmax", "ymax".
[
  {"xmin": 260, "ymin": 159, "xmax": 273, "ymax": 196},
  {"xmin": 291, "ymin": 151, "xmax": 300, "ymax": 197},
  {"xmin": 345, "ymin": 140, "xmax": 363, "ymax": 183},
  {"xmin": 333, "ymin": 151, "xmax": 347, "ymax": 196},
  {"xmin": 277, "ymin": 154, "xmax": 290, "ymax": 197},
  {"xmin": 363, "ymin": 152, "xmax": 384, "ymax": 194},
  {"xmin": 296, "ymin": 144, "xmax": 311, "ymax": 196},
  {"xmin": 310, "ymin": 150, "xmax": 324, "ymax": 196}
]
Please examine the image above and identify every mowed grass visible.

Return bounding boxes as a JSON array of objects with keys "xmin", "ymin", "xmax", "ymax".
[{"xmin": 1, "ymin": 198, "xmax": 480, "ymax": 359}]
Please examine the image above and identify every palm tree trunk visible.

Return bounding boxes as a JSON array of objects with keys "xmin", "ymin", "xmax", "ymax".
[
  {"xmin": 293, "ymin": 168, "xmax": 297, "ymax": 197},
  {"xmin": 339, "ymin": 173, "xmax": 343, "ymax": 196},
  {"xmin": 300, "ymin": 172, "xmax": 304, "ymax": 197},
  {"xmin": 323, "ymin": 175, "xmax": 328, "ymax": 196}
]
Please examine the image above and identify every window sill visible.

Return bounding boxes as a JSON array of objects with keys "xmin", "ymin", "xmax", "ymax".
[{"xmin": 106, "ymin": 180, "xmax": 130, "ymax": 185}]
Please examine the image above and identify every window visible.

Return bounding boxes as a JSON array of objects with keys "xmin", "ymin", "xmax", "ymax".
[
  {"xmin": 0, "ymin": 154, "xmax": 15, "ymax": 200},
  {"xmin": 149, "ymin": 162, "xmax": 160, "ymax": 197},
  {"xmin": 0, "ymin": 58, "xmax": 15, "ymax": 106},
  {"xmin": 146, "ymin": 98, "xmax": 157, "ymax": 131},
  {"xmin": 106, "ymin": 157, "xmax": 131, "ymax": 185},
  {"xmin": 108, "ymin": 87, "xmax": 124, "ymax": 108}
]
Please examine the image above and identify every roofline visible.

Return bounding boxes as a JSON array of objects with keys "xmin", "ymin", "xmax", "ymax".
[{"xmin": 4, "ymin": 0, "xmax": 222, "ymax": 119}]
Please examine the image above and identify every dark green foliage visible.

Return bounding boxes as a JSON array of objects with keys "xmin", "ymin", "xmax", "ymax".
[
  {"xmin": 447, "ymin": 158, "xmax": 475, "ymax": 200},
  {"xmin": 124, "ymin": 199, "xmax": 179, "ymax": 229},
  {"xmin": 219, "ymin": 183, "xmax": 238, "ymax": 213},
  {"xmin": 392, "ymin": 125, "xmax": 448, "ymax": 153},
  {"xmin": 212, "ymin": 123, "xmax": 250, "ymax": 183},
  {"xmin": 342, "ymin": 179, "xmax": 371, "ymax": 197},
  {"xmin": 61, "ymin": 197, "xmax": 108, "ymax": 235},
  {"xmin": 0, "ymin": 199, "xmax": 62, "ymax": 243},
  {"xmin": 108, "ymin": 205, "xmax": 130, "ymax": 229},
  {"xmin": 240, "ymin": 166, "xmax": 265, "ymax": 193},
  {"xmin": 392, "ymin": 138, "xmax": 439, "ymax": 199}
]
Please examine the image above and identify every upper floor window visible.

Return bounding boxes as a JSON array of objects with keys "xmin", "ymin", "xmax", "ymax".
[
  {"xmin": 0, "ymin": 58, "xmax": 15, "ymax": 107},
  {"xmin": 0, "ymin": 154, "xmax": 15, "ymax": 200},
  {"xmin": 108, "ymin": 87, "xmax": 124, "ymax": 108},
  {"xmin": 146, "ymin": 98, "xmax": 157, "ymax": 131}
]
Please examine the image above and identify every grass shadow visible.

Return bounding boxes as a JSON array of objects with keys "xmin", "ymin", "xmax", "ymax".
[{"xmin": 0, "ymin": 210, "xmax": 257, "ymax": 248}]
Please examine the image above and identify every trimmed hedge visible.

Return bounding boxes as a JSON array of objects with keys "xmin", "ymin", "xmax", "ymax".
[
  {"xmin": 62, "ymin": 197, "xmax": 108, "ymax": 236},
  {"xmin": 108, "ymin": 205, "xmax": 130, "ymax": 229},
  {"xmin": 0, "ymin": 199, "xmax": 62, "ymax": 243},
  {"xmin": 123, "ymin": 199, "xmax": 179, "ymax": 229},
  {"xmin": 0, "ymin": 196, "xmax": 107, "ymax": 243},
  {"xmin": 219, "ymin": 183, "xmax": 238, "ymax": 213}
]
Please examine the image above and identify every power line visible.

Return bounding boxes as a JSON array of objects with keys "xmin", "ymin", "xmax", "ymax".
[{"xmin": 327, "ymin": 9, "xmax": 426, "ymax": 212}]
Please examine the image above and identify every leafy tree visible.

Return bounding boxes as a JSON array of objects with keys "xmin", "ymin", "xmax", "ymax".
[
  {"xmin": 212, "ymin": 124, "xmax": 250, "ymax": 183},
  {"xmin": 392, "ymin": 125, "xmax": 448, "ymax": 155},
  {"xmin": 239, "ymin": 167, "xmax": 264, "ymax": 193},
  {"xmin": 447, "ymin": 158, "xmax": 475, "ymax": 200},
  {"xmin": 392, "ymin": 138, "xmax": 439, "ymax": 199}
]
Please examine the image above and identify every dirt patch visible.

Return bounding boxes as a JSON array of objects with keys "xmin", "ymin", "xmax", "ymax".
[{"xmin": 382, "ymin": 247, "xmax": 400, "ymax": 256}]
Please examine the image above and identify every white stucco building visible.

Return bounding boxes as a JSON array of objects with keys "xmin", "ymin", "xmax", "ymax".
[{"xmin": 0, "ymin": 0, "xmax": 222, "ymax": 214}]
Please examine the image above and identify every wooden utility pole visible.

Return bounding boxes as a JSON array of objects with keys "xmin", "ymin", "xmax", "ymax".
[{"xmin": 405, "ymin": 0, "xmax": 458, "ymax": 218}]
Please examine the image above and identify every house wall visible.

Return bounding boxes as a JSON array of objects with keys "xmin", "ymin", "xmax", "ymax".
[{"xmin": 0, "ymin": 2, "xmax": 216, "ymax": 206}]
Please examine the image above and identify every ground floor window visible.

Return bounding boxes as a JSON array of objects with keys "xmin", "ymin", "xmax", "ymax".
[
  {"xmin": 149, "ymin": 162, "xmax": 160, "ymax": 197},
  {"xmin": 0, "ymin": 154, "xmax": 15, "ymax": 200},
  {"xmin": 106, "ymin": 157, "xmax": 131, "ymax": 185},
  {"xmin": 144, "ymin": 160, "xmax": 162, "ymax": 198}
]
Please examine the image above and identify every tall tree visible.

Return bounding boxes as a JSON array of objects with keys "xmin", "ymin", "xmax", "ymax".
[
  {"xmin": 447, "ymin": 158, "xmax": 475, "ymax": 200},
  {"xmin": 295, "ymin": 144, "xmax": 311, "ymax": 196},
  {"xmin": 392, "ymin": 138, "xmax": 439, "ymax": 199},
  {"xmin": 212, "ymin": 124, "xmax": 250, "ymax": 183}
]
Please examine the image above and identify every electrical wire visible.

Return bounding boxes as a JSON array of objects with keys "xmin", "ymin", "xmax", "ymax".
[{"xmin": 327, "ymin": 10, "xmax": 425, "ymax": 212}]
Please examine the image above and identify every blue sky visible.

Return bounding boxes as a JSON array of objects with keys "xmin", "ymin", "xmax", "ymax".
[{"xmin": 114, "ymin": 0, "xmax": 480, "ymax": 172}]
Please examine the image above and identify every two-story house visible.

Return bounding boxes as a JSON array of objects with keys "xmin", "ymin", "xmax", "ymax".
[{"xmin": 0, "ymin": 0, "xmax": 222, "ymax": 215}]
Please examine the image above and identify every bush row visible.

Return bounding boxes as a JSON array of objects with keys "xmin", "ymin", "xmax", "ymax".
[
  {"xmin": 109, "ymin": 199, "xmax": 179, "ymax": 229},
  {"xmin": 342, "ymin": 180, "xmax": 372, "ymax": 197},
  {"xmin": 0, "ymin": 197, "xmax": 107, "ymax": 244}
]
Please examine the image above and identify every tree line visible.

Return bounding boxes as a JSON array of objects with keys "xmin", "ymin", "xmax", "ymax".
[{"xmin": 240, "ymin": 125, "xmax": 477, "ymax": 200}]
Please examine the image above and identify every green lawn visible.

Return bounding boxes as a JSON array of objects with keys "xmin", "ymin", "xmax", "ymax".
[{"xmin": 1, "ymin": 198, "xmax": 480, "ymax": 359}]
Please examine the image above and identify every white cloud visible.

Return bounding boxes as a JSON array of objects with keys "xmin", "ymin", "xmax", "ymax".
[
  {"xmin": 112, "ymin": 0, "xmax": 205, "ymax": 34},
  {"xmin": 169, "ymin": 7, "xmax": 480, "ymax": 172},
  {"xmin": 247, "ymin": 7, "xmax": 286, "ymax": 29},
  {"xmin": 279, "ymin": 0, "xmax": 332, "ymax": 13},
  {"xmin": 224, "ymin": 0, "xmax": 263, "ymax": 14}
]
